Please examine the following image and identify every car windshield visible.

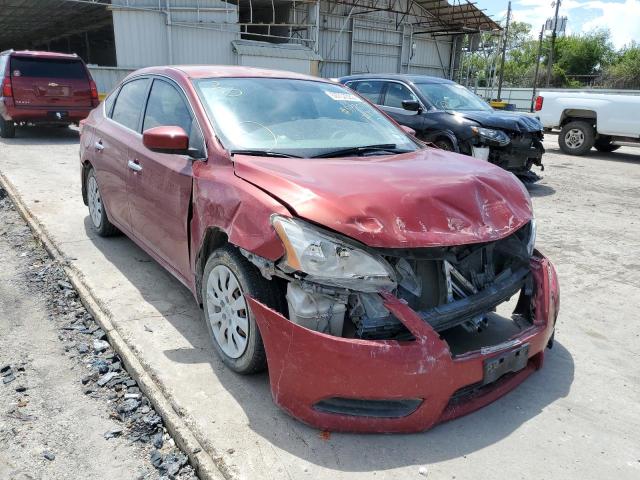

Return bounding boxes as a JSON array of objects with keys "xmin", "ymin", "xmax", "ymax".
[
  {"xmin": 193, "ymin": 77, "xmax": 419, "ymax": 158},
  {"xmin": 415, "ymin": 82, "xmax": 492, "ymax": 112}
]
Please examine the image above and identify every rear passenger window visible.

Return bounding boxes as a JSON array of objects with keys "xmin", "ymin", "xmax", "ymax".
[
  {"xmin": 350, "ymin": 81, "xmax": 384, "ymax": 104},
  {"xmin": 9, "ymin": 57, "xmax": 87, "ymax": 79},
  {"xmin": 382, "ymin": 83, "xmax": 418, "ymax": 109},
  {"xmin": 104, "ymin": 87, "xmax": 119, "ymax": 117},
  {"xmin": 111, "ymin": 78, "xmax": 149, "ymax": 131}
]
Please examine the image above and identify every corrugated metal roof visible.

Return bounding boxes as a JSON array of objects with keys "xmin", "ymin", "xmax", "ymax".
[
  {"xmin": 232, "ymin": 40, "xmax": 323, "ymax": 61},
  {"xmin": 0, "ymin": 0, "xmax": 112, "ymax": 50}
]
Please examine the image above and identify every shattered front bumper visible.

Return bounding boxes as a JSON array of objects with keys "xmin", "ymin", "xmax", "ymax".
[
  {"xmin": 248, "ymin": 252, "xmax": 559, "ymax": 433},
  {"xmin": 488, "ymin": 134, "xmax": 545, "ymax": 180}
]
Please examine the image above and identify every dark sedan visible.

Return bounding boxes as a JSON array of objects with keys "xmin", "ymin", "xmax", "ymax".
[{"xmin": 339, "ymin": 74, "xmax": 545, "ymax": 182}]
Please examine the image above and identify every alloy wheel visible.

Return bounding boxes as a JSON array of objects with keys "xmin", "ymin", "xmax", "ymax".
[
  {"xmin": 564, "ymin": 128, "xmax": 585, "ymax": 149},
  {"xmin": 87, "ymin": 175, "xmax": 103, "ymax": 229},
  {"xmin": 205, "ymin": 265, "xmax": 249, "ymax": 359}
]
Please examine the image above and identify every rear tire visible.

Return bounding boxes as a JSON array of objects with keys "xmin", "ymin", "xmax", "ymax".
[
  {"xmin": 201, "ymin": 246, "xmax": 281, "ymax": 374},
  {"xmin": 86, "ymin": 167, "xmax": 119, "ymax": 237},
  {"xmin": 0, "ymin": 118, "xmax": 15, "ymax": 138},
  {"xmin": 559, "ymin": 121, "xmax": 595, "ymax": 156}
]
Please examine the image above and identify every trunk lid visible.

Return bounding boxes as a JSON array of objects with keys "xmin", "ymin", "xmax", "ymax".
[
  {"xmin": 9, "ymin": 56, "xmax": 92, "ymax": 109},
  {"xmin": 233, "ymin": 148, "xmax": 533, "ymax": 249}
]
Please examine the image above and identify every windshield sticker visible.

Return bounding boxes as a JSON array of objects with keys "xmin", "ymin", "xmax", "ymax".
[
  {"xmin": 325, "ymin": 91, "xmax": 361, "ymax": 102},
  {"xmin": 13, "ymin": 70, "xmax": 21, "ymax": 77}
]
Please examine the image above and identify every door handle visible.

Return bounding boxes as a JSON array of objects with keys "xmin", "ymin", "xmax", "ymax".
[
  {"xmin": 127, "ymin": 159, "xmax": 142, "ymax": 172},
  {"xmin": 94, "ymin": 140, "xmax": 104, "ymax": 152}
]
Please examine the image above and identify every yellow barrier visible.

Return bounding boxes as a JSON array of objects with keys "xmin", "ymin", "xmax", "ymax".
[{"xmin": 489, "ymin": 100, "xmax": 508, "ymax": 109}]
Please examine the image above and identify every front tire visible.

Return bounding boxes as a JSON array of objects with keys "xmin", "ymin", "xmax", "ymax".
[
  {"xmin": 434, "ymin": 138, "xmax": 454, "ymax": 151},
  {"xmin": 86, "ymin": 167, "xmax": 119, "ymax": 237},
  {"xmin": 0, "ymin": 118, "xmax": 15, "ymax": 138},
  {"xmin": 559, "ymin": 121, "xmax": 595, "ymax": 155},
  {"xmin": 202, "ymin": 246, "xmax": 280, "ymax": 374}
]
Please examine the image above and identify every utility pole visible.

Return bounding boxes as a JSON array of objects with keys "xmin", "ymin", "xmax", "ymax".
[
  {"xmin": 546, "ymin": 0, "xmax": 561, "ymax": 86},
  {"xmin": 496, "ymin": 1, "xmax": 511, "ymax": 101},
  {"xmin": 531, "ymin": 24, "xmax": 545, "ymax": 112}
]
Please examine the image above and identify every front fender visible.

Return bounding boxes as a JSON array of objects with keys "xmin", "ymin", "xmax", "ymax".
[
  {"xmin": 420, "ymin": 129, "xmax": 462, "ymax": 153},
  {"xmin": 190, "ymin": 161, "xmax": 289, "ymax": 279}
]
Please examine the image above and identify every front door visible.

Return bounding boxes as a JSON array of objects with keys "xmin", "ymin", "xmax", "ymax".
[
  {"xmin": 127, "ymin": 78, "xmax": 204, "ymax": 282},
  {"xmin": 378, "ymin": 81, "xmax": 425, "ymax": 133}
]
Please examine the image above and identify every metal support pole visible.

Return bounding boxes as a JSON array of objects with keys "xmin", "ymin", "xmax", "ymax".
[
  {"xmin": 496, "ymin": 1, "xmax": 511, "ymax": 101},
  {"xmin": 531, "ymin": 24, "xmax": 544, "ymax": 112},
  {"xmin": 448, "ymin": 35, "xmax": 457, "ymax": 80},
  {"xmin": 407, "ymin": 25, "xmax": 414, "ymax": 74},
  {"xmin": 546, "ymin": 0, "xmax": 561, "ymax": 86},
  {"xmin": 315, "ymin": 0, "xmax": 320, "ymax": 54},
  {"xmin": 85, "ymin": 31, "xmax": 91, "ymax": 63},
  {"xmin": 165, "ymin": 0, "xmax": 173, "ymax": 65}
]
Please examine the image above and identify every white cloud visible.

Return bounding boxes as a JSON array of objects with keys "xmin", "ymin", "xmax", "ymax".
[
  {"xmin": 505, "ymin": 0, "xmax": 640, "ymax": 48},
  {"xmin": 581, "ymin": 0, "xmax": 640, "ymax": 47}
]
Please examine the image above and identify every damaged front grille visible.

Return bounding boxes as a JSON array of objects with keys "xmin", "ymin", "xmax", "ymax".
[{"xmin": 349, "ymin": 221, "xmax": 535, "ymax": 339}]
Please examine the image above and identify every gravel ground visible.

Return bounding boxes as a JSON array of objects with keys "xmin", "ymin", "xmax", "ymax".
[{"xmin": 0, "ymin": 187, "xmax": 198, "ymax": 480}]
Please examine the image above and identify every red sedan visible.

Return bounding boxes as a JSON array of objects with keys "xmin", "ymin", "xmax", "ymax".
[{"xmin": 79, "ymin": 66, "xmax": 560, "ymax": 433}]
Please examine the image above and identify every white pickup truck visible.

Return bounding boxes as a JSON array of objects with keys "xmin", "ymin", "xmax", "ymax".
[{"xmin": 535, "ymin": 91, "xmax": 640, "ymax": 155}]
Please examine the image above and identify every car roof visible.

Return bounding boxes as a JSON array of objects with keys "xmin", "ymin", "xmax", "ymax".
[
  {"xmin": 339, "ymin": 73, "xmax": 455, "ymax": 84},
  {"xmin": 129, "ymin": 65, "xmax": 332, "ymax": 83},
  {"xmin": 3, "ymin": 50, "xmax": 80, "ymax": 60}
]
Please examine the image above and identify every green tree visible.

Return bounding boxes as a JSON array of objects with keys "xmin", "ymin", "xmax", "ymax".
[
  {"xmin": 552, "ymin": 29, "xmax": 614, "ymax": 84},
  {"xmin": 605, "ymin": 42, "xmax": 640, "ymax": 88}
]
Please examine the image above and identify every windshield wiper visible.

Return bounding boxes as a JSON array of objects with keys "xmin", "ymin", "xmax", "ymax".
[
  {"xmin": 313, "ymin": 144, "xmax": 410, "ymax": 158},
  {"xmin": 230, "ymin": 149, "xmax": 301, "ymax": 158}
]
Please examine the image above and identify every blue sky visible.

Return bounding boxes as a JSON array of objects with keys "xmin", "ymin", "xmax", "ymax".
[{"xmin": 477, "ymin": 0, "xmax": 639, "ymax": 48}]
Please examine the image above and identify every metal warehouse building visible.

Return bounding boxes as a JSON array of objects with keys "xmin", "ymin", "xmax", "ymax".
[{"xmin": 0, "ymin": 0, "xmax": 499, "ymax": 93}]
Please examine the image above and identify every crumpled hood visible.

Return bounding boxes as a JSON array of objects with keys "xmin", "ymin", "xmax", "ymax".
[
  {"xmin": 450, "ymin": 110, "xmax": 543, "ymax": 133},
  {"xmin": 233, "ymin": 149, "xmax": 533, "ymax": 248}
]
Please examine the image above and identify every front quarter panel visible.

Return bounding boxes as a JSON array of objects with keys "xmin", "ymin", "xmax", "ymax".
[
  {"xmin": 419, "ymin": 111, "xmax": 477, "ymax": 152},
  {"xmin": 191, "ymin": 160, "xmax": 288, "ymax": 270}
]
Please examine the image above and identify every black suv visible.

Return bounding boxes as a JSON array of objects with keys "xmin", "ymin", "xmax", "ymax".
[{"xmin": 339, "ymin": 74, "xmax": 545, "ymax": 182}]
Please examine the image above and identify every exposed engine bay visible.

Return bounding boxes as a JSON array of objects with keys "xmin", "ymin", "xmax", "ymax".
[{"xmin": 242, "ymin": 220, "xmax": 537, "ymax": 354}]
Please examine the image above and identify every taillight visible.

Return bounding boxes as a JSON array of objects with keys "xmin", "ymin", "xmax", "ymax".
[
  {"xmin": 534, "ymin": 96, "xmax": 544, "ymax": 111},
  {"xmin": 89, "ymin": 79, "xmax": 99, "ymax": 104},
  {"xmin": 2, "ymin": 77, "xmax": 12, "ymax": 97}
]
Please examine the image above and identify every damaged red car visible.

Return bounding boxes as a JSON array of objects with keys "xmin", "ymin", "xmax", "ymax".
[{"xmin": 80, "ymin": 66, "xmax": 560, "ymax": 433}]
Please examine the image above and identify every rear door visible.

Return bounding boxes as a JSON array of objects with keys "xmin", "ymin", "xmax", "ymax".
[
  {"xmin": 95, "ymin": 77, "xmax": 151, "ymax": 233},
  {"xmin": 127, "ymin": 78, "xmax": 204, "ymax": 281},
  {"xmin": 347, "ymin": 80, "xmax": 385, "ymax": 104},
  {"xmin": 9, "ymin": 56, "xmax": 92, "ymax": 109}
]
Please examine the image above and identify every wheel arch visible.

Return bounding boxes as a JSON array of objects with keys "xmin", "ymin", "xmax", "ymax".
[
  {"xmin": 560, "ymin": 109, "xmax": 597, "ymax": 128},
  {"xmin": 420, "ymin": 130, "xmax": 461, "ymax": 153},
  {"xmin": 81, "ymin": 160, "xmax": 93, "ymax": 206},
  {"xmin": 194, "ymin": 227, "xmax": 229, "ymax": 305}
]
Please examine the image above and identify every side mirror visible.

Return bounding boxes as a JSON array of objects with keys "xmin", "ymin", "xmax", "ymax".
[
  {"xmin": 143, "ymin": 126, "xmax": 189, "ymax": 154},
  {"xmin": 400, "ymin": 125, "xmax": 416, "ymax": 136},
  {"xmin": 402, "ymin": 100, "xmax": 421, "ymax": 112}
]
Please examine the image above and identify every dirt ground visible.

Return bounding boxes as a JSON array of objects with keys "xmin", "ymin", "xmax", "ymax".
[
  {"xmin": 0, "ymin": 187, "xmax": 197, "ymax": 479},
  {"xmin": 0, "ymin": 126, "xmax": 639, "ymax": 480}
]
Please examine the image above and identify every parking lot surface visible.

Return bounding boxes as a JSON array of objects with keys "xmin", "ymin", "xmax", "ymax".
[{"xmin": 1, "ymin": 127, "xmax": 639, "ymax": 480}]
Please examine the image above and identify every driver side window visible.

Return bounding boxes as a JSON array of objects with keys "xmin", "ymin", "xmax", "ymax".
[
  {"xmin": 382, "ymin": 82, "xmax": 418, "ymax": 109},
  {"xmin": 143, "ymin": 79, "xmax": 205, "ymax": 157}
]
